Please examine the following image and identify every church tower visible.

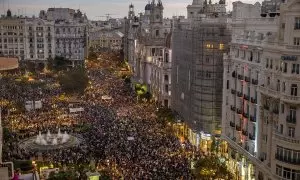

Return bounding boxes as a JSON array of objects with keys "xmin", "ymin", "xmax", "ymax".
[
  {"xmin": 150, "ymin": 0, "xmax": 163, "ymax": 24},
  {"xmin": 128, "ymin": 3, "xmax": 135, "ymax": 20}
]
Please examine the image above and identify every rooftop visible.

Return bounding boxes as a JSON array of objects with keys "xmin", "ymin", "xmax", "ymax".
[{"xmin": 0, "ymin": 57, "xmax": 19, "ymax": 71}]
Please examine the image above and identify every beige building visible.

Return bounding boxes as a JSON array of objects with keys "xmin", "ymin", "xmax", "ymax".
[
  {"xmin": 89, "ymin": 30, "xmax": 123, "ymax": 51},
  {"xmin": 0, "ymin": 10, "xmax": 26, "ymax": 60},
  {"xmin": 124, "ymin": 1, "xmax": 173, "ymax": 107},
  {"xmin": 222, "ymin": 0, "xmax": 300, "ymax": 179}
]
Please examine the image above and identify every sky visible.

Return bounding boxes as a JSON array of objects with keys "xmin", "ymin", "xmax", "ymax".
[{"xmin": 1, "ymin": 0, "xmax": 260, "ymax": 20}]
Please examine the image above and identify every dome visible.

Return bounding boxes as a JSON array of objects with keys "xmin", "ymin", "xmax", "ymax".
[{"xmin": 145, "ymin": 4, "xmax": 152, "ymax": 11}]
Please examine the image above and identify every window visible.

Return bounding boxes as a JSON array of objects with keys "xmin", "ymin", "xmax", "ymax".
[
  {"xmin": 276, "ymin": 165, "xmax": 282, "ymax": 177},
  {"xmin": 281, "ymin": 104, "xmax": 284, "ymax": 114},
  {"xmin": 280, "ymin": 124, "xmax": 283, "ymax": 134},
  {"xmin": 242, "ymin": 50, "xmax": 245, "ymax": 59},
  {"xmin": 165, "ymin": 84, "xmax": 169, "ymax": 93},
  {"xmin": 164, "ymin": 99, "xmax": 168, "ymax": 107},
  {"xmin": 295, "ymin": 17, "xmax": 300, "ymax": 30},
  {"xmin": 294, "ymin": 37, "xmax": 300, "ymax": 45},
  {"xmin": 290, "ymin": 107, "xmax": 296, "ymax": 120},
  {"xmin": 277, "ymin": 80, "xmax": 280, "ymax": 91},
  {"xmin": 291, "ymin": 84, "xmax": 298, "ymax": 96},
  {"xmin": 288, "ymin": 127, "xmax": 295, "ymax": 138},
  {"xmin": 292, "ymin": 64, "xmax": 300, "ymax": 74},
  {"xmin": 283, "ymin": 62, "xmax": 287, "ymax": 73},
  {"xmin": 156, "ymin": 30, "xmax": 159, "ymax": 37},
  {"xmin": 270, "ymin": 59, "xmax": 273, "ymax": 69},
  {"xmin": 283, "ymin": 82, "xmax": 286, "ymax": 92},
  {"xmin": 164, "ymin": 75, "xmax": 169, "ymax": 82},
  {"xmin": 227, "ymin": 80, "xmax": 229, "ymax": 89},
  {"xmin": 206, "ymin": 57, "xmax": 209, "ymax": 63},
  {"xmin": 266, "ymin": 58, "xmax": 269, "ymax": 68},
  {"xmin": 267, "ymin": 77, "xmax": 270, "ymax": 85},
  {"xmin": 219, "ymin": 43, "xmax": 224, "ymax": 50}
]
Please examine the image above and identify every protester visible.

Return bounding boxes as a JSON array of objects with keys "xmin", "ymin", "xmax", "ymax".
[{"xmin": 1, "ymin": 53, "xmax": 193, "ymax": 179}]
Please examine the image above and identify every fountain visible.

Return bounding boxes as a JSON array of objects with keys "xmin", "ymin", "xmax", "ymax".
[{"xmin": 20, "ymin": 128, "xmax": 81, "ymax": 151}]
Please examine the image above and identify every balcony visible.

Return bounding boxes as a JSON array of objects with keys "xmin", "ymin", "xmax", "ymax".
[
  {"xmin": 232, "ymin": 72, "xmax": 237, "ymax": 78},
  {"xmin": 237, "ymin": 91, "xmax": 243, "ymax": 97},
  {"xmin": 250, "ymin": 115, "xmax": 256, "ymax": 122},
  {"xmin": 259, "ymin": 86, "xmax": 280, "ymax": 99},
  {"xmin": 275, "ymin": 154, "xmax": 300, "ymax": 165},
  {"xmin": 238, "ymin": 74, "xmax": 244, "ymax": 80},
  {"xmin": 230, "ymin": 106, "xmax": 236, "ymax": 111},
  {"xmin": 236, "ymin": 108, "xmax": 242, "ymax": 115},
  {"xmin": 244, "ymin": 94, "xmax": 250, "ymax": 101},
  {"xmin": 236, "ymin": 125, "xmax": 242, "ymax": 131},
  {"xmin": 242, "ymin": 129, "xmax": 248, "ymax": 136},
  {"xmin": 244, "ymin": 76, "xmax": 250, "ymax": 82},
  {"xmin": 243, "ymin": 112, "xmax": 249, "ymax": 118},
  {"xmin": 286, "ymin": 116, "xmax": 296, "ymax": 124},
  {"xmin": 252, "ymin": 79, "xmax": 258, "ymax": 85},
  {"xmin": 281, "ymin": 94, "xmax": 300, "ymax": 104},
  {"xmin": 273, "ymin": 131, "xmax": 300, "ymax": 144},
  {"xmin": 231, "ymin": 89, "xmax": 236, "ymax": 95},
  {"xmin": 250, "ymin": 97, "xmax": 257, "ymax": 104},
  {"xmin": 230, "ymin": 121, "xmax": 235, "ymax": 127},
  {"xmin": 249, "ymin": 133, "xmax": 256, "ymax": 140}
]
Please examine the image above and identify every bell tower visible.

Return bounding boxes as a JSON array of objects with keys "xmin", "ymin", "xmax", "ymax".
[
  {"xmin": 128, "ymin": 3, "xmax": 135, "ymax": 20},
  {"xmin": 150, "ymin": 0, "xmax": 163, "ymax": 24}
]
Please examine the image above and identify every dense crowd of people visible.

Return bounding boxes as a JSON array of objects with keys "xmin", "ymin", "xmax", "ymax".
[{"xmin": 0, "ymin": 53, "xmax": 193, "ymax": 179}]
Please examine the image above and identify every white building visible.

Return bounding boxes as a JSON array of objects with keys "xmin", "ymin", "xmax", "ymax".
[
  {"xmin": 39, "ymin": 8, "xmax": 89, "ymax": 66},
  {"xmin": 25, "ymin": 17, "xmax": 55, "ymax": 62},
  {"xmin": 222, "ymin": 0, "xmax": 300, "ymax": 179},
  {"xmin": 0, "ymin": 10, "xmax": 26, "ymax": 60},
  {"xmin": 0, "ymin": 8, "xmax": 88, "ymax": 66}
]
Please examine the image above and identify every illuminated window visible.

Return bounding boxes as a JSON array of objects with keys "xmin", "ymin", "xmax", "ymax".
[
  {"xmin": 206, "ymin": 44, "xmax": 213, "ymax": 49},
  {"xmin": 219, "ymin": 43, "xmax": 224, "ymax": 50}
]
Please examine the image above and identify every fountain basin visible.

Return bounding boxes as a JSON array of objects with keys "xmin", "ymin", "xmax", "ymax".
[{"xmin": 19, "ymin": 130, "xmax": 82, "ymax": 151}]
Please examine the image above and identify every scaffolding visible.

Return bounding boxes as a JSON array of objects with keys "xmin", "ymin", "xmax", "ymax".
[{"xmin": 171, "ymin": 16, "xmax": 231, "ymax": 134}]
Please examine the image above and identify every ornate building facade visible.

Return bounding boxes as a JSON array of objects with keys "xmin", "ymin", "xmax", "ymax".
[
  {"xmin": 124, "ymin": 1, "xmax": 172, "ymax": 107},
  {"xmin": 0, "ymin": 8, "xmax": 88, "ymax": 66},
  {"xmin": 222, "ymin": 0, "xmax": 300, "ymax": 179}
]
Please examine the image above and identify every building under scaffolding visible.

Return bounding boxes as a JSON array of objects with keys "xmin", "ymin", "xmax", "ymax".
[{"xmin": 171, "ymin": 0, "xmax": 231, "ymax": 137}]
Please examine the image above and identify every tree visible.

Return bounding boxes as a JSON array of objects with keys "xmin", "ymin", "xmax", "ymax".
[
  {"xmin": 156, "ymin": 107, "xmax": 175, "ymax": 125},
  {"xmin": 26, "ymin": 61, "xmax": 36, "ymax": 73},
  {"xmin": 58, "ymin": 67, "xmax": 89, "ymax": 94},
  {"xmin": 88, "ymin": 47, "xmax": 98, "ymax": 60},
  {"xmin": 47, "ymin": 56, "xmax": 71, "ymax": 71},
  {"xmin": 193, "ymin": 156, "xmax": 234, "ymax": 180},
  {"xmin": 48, "ymin": 170, "xmax": 78, "ymax": 180}
]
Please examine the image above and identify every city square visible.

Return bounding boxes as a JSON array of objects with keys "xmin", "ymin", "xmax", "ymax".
[{"xmin": 0, "ymin": 0, "xmax": 300, "ymax": 179}]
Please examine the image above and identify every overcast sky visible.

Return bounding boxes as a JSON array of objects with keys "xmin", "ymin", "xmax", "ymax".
[{"xmin": 1, "ymin": 0, "xmax": 260, "ymax": 20}]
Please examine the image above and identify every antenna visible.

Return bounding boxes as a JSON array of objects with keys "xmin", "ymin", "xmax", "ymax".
[{"xmin": 2, "ymin": 0, "xmax": 4, "ymax": 16}]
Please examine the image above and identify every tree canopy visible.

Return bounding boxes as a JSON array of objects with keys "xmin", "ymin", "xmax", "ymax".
[
  {"xmin": 58, "ymin": 67, "xmax": 89, "ymax": 94},
  {"xmin": 193, "ymin": 155, "xmax": 234, "ymax": 180},
  {"xmin": 47, "ymin": 56, "xmax": 71, "ymax": 71},
  {"xmin": 156, "ymin": 107, "xmax": 175, "ymax": 125}
]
